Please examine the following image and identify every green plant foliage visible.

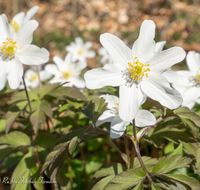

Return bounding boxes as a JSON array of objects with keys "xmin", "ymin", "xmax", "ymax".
[
  {"xmin": 152, "ymin": 155, "xmax": 192, "ymax": 174},
  {"xmin": 81, "ymin": 97, "xmax": 107, "ymax": 126}
]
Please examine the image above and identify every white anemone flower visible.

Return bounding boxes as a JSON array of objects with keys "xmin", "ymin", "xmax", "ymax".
[
  {"xmin": 10, "ymin": 6, "xmax": 39, "ymax": 32},
  {"xmin": 96, "ymin": 94, "xmax": 156, "ymax": 139},
  {"xmin": 66, "ymin": 37, "xmax": 96, "ymax": 62},
  {"xmin": 84, "ymin": 20, "xmax": 185, "ymax": 121},
  {"xmin": 0, "ymin": 14, "xmax": 49, "ymax": 90},
  {"xmin": 45, "ymin": 54, "xmax": 86, "ymax": 88},
  {"xmin": 155, "ymin": 41, "xmax": 178, "ymax": 83},
  {"xmin": 172, "ymin": 51, "xmax": 200, "ymax": 109},
  {"xmin": 19, "ymin": 69, "xmax": 52, "ymax": 89},
  {"xmin": 98, "ymin": 47, "xmax": 112, "ymax": 65}
]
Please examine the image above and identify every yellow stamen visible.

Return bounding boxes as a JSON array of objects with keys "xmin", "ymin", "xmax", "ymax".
[
  {"xmin": 0, "ymin": 38, "xmax": 17, "ymax": 59},
  {"xmin": 127, "ymin": 57, "xmax": 150, "ymax": 81},
  {"xmin": 114, "ymin": 103, "xmax": 119, "ymax": 112},
  {"xmin": 30, "ymin": 74, "xmax": 38, "ymax": 82},
  {"xmin": 78, "ymin": 49, "xmax": 83, "ymax": 55},
  {"xmin": 9, "ymin": 21, "xmax": 20, "ymax": 32},
  {"xmin": 196, "ymin": 71, "xmax": 200, "ymax": 84},
  {"xmin": 62, "ymin": 71, "xmax": 71, "ymax": 79}
]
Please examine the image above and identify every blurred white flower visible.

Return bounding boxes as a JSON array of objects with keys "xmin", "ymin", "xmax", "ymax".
[
  {"xmin": 66, "ymin": 37, "xmax": 96, "ymax": 62},
  {"xmin": 10, "ymin": 6, "xmax": 39, "ymax": 32},
  {"xmin": 0, "ymin": 14, "xmax": 49, "ymax": 90},
  {"xmin": 96, "ymin": 94, "xmax": 156, "ymax": 139},
  {"xmin": 84, "ymin": 20, "xmax": 185, "ymax": 121},
  {"xmin": 45, "ymin": 54, "xmax": 86, "ymax": 88},
  {"xmin": 19, "ymin": 69, "xmax": 52, "ymax": 89},
  {"xmin": 98, "ymin": 47, "xmax": 112, "ymax": 65},
  {"xmin": 172, "ymin": 51, "xmax": 200, "ymax": 109}
]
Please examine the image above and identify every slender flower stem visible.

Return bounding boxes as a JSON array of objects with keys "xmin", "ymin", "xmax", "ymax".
[
  {"xmin": 36, "ymin": 66, "xmax": 42, "ymax": 89},
  {"xmin": 22, "ymin": 76, "xmax": 32, "ymax": 114},
  {"xmin": 130, "ymin": 147, "xmax": 135, "ymax": 169},
  {"xmin": 132, "ymin": 119, "xmax": 152, "ymax": 183},
  {"xmin": 67, "ymin": 156, "xmax": 74, "ymax": 190},
  {"xmin": 124, "ymin": 137, "xmax": 130, "ymax": 167}
]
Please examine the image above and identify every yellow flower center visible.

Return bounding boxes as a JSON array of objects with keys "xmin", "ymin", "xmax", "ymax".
[
  {"xmin": 62, "ymin": 71, "xmax": 71, "ymax": 79},
  {"xmin": 30, "ymin": 74, "xmax": 38, "ymax": 82},
  {"xmin": 127, "ymin": 57, "xmax": 150, "ymax": 81},
  {"xmin": 114, "ymin": 103, "xmax": 119, "ymax": 113},
  {"xmin": 0, "ymin": 38, "xmax": 17, "ymax": 61},
  {"xmin": 9, "ymin": 21, "xmax": 20, "ymax": 32},
  {"xmin": 78, "ymin": 49, "xmax": 83, "ymax": 55},
  {"xmin": 195, "ymin": 71, "xmax": 200, "ymax": 84}
]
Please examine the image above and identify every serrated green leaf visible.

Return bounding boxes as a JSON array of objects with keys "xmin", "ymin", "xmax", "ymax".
[
  {"xmin": 0, "ymin": 131, "xmax": 30, "ymax": 146},
  {"xmin": 41, "ymin": 142, "xmax": 69, "ymax": 173},
  {"xmin": 35, "ymin": 133, "xmax": 59, "ymax": 148},
  {"xmin": 92, "ymin": 175, "xmax": 114, "ymax": 190},
  {"xmin": 93, "ymin": 163, "xmax": 125, "ymax": 178},
  {"xmin": 39, "ymin": 83, "xmax": 61, "ymax": 99},
  {"xmin": 152, "ymin": 155, "xmax": 192, "ymax": 174},
  {"xmin": 152, "ymin": 183, "xmax": 162, "ymax": 190},
  {"xmin": 56, "ymin": 167, "xmax": 68, "ymax": 190},
  {"xmin": 81, "ymin": 98, "xmax": 107, "ymax": 126},
  {"xmin": 158, "ymin": 174, "xmax": 200, "ymax": 190},
  {"xmin": 132, "ymin": 182, "xmax": 143, "ymax": 190},
  {"xmin": 40, "ymin": 100, "xmax": 53, "ymax": 118}
]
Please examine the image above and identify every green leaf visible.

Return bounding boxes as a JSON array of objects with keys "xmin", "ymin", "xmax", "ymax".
[
  {"xmin": 0, "ymin": 119, "xmax": 6, "ymax": 132},
  {"xmin": 132, "ymin": 182, "xmax": 143, "ymax": 190},
  {"xmin": 152, "ymin": 155, "xmax": 192, "ymax": 174},
  {"xmin": 30, "ymin": 101, "xmax": 46, "ymax": 133},
  {"xmin": 49, "ymin": 86, "xmax": 87, "ymax": 100},
  {"xmin": 41, "ymin": 142, "xmax": 69, "ymax": 173},
  {"xmin": 151, "ymin": 183, "xmax": 162, "ymax": 190},
  {"xmin": 56, "ymin": 167, "xmax": 68, "ymax": 190},
  {"xmin": 0, "ymin": 146, "xmax": 16, "ymax": 163},
  {"xmin": 35, "ymin": 133, "xmax": 59, "ymax": 148},
  {"xmin": 174, "ymin": 107, "xmax": 200, "ymax": 136},
  {"xmin": 81, "ymin": 98, "xmax": 107, "ymax": 126},
  {"xmin": 133, "ymin": 156, "xmax": 158, "ymax": 173},
  {"xmin": 40, "ymin": 100, "xmax": 53, "ymax": 118},
  {"xmin": 92, "ymin": 175, "xmax": 114, "ymax": 190},
  {"xmin": 39, "ymin": 83, "xmax": 61, "ymax": 99},
  {"xmin": 106, "ymin": 169, "xmax": 145, "ymax": 190},
  {"xmin": 158, "ymin": 174, "xmax": 200, "ymax": 190},
  {"xmin": 0, "ymin": 131, "xmax": 30, "ymax": 146},
  {"xmin": 93, "ymin": 163, "xmax": 125, "ymax": 178}
]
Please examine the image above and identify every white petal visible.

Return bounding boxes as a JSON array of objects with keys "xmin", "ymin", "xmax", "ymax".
[
  {"xmin": 155, "ymin": 41, "xmax": 166, "ymax": 52},
  {"xmin": 25, "ymin": 69, "xmax": 36, "ymax": 79},
  {"xmin": 23, "ymin": 6, "xmax": 39, "ymax": 24},
  {"xmin": 195, "ymin": 98, "xmax": 200, "ymax": 105},
  {"xmin": 12, "ymin": 12, "xmax": 25, "ymax": 27},
  {"xmin": 100, "ymin": 33, "xmax": 132, "ymax": 67},
  {"xmin": 53, "ymin": 55, "xmax": 66, "ymax": 71},
  {"xmin": 49, "ymin": 77, "xmax": 62, "ymax": 84},
  {"xmin": 86, "ymin": 51, "xmax": 96, "ymax": 58},
  {"xmin": 149, "ymin": 47, "xmax": 186, "ymax": 73},
  {"xmin": 17, "ymin": 45, "xmax": 49, "ymax": 65},
  {"xmin": 172, "ymin": 84, "xmax": 188, "ymax": 95},
  {"xmin": 0, "ymin": 14, "xmax": 9, "ymax": 42},
  {"xmin": 75, "ymin": 37, "xmax": 84, "ymax": 46},
  {"xmin": 172, "ymin": 71, "xmax": 194, "ymax": 86},
  {"xmin": 110, "ymin": 116, "xmax": 130, "ymax": 139},
  {"xmin": 162, "ymin": 69, "xmax": 178, "ymax": 83},
  {"xmin": 182, "ymin": 87, "xmax": 200, "ymax": 106},
  {"xmin": 7, "ymin": 58, "xmax": 23, "ymax": 89},
  {"xmin": 70, "ymin": 76, "xmax": 85, "ymax": 88},
  {"xmin": 119, "ymin": 83, "xmax": 144, "ymax": 121},
  {"xmin": 186, "ymin": 51, "xmax": 200, "ymax": 72},
  {"xmin": 132, "ymin": 20, "xmax": 156, "ymax": 63},
  {"xmin": 100, "ymin": 94, "xmax": 119, "ymax": 111},
  {"xmin": 96, "ymin": 110, "xmax": 116, "ymax": 127},
  {"xmin": 84, "ymin": 63, "xmax": 125, "ymax": 89},
  {"xmin": 0, "ymin": 61, "xmax": 8, "ymax": 77},
  {"xmin": 135, "ymin": 109, "xmax": 156, "ymax": 127},
  {"xmin": 44, "ymin": 64, "xmax": 61, "ymax": 76},
  {"xmin": 0, "ymin": 74, "xmax": 7, "ymax": 90},
  {"xmin": 141, "ymin": 73, "xmax": 183, "ymax": 109},
  {"xmin": 16, "ymin": 20, "xmax": 38, "ymax": 48},
  {"xmin": 184, "ymin": 101, "xmax": 195, "ymax": 109},
  {"xmin": 39, "ymin": 70, "xmax": 52, "ymax": 81},
  {"xmin": 30, "ymin": 81, "xmax": 39, "ymax": 88},
  {"xmin": 84, "ymin": 41, "xmax": 93, "ymax": 49}
]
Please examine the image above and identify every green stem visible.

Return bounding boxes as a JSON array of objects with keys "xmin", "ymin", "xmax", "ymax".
[
  {"xmin": 132, "ymin": 119, "xmax": 152, "ymax": 183},
  {"xmin": 130, "ymin": 148, "xmax": 135, "ymax": 169},
  {"xmin": 36, "ymin": 66, "xmax": 42, "ymax": 90},
  {"xmin": 22, "ymin": 76, "xmax": 32, "ymax": 115},
  {"xmin": 124, "ymin": 137, "xmax": 130, "ymax": 168},
  {"xmin": 67, "ymin": 156, "xmax": 74, "ymax": 190}
]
